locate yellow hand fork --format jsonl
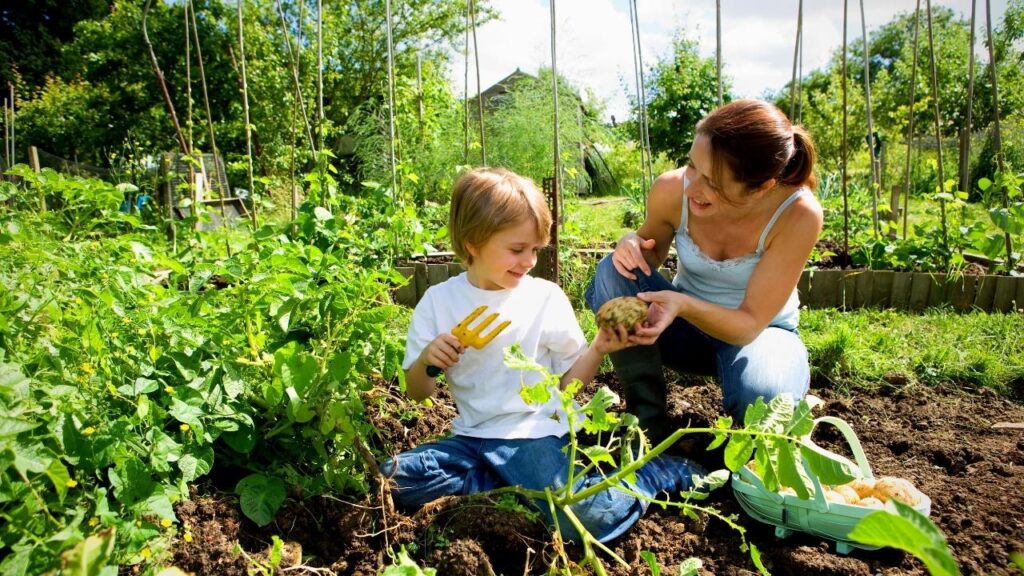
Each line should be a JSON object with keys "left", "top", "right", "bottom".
{"left": 426, "top": 305, "right": 511, "bottom": 377}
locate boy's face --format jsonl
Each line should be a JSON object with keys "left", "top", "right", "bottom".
{"left": 465, "top": 218, "right": 544, "bottom": 291}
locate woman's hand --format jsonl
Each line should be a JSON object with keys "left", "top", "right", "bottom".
{"left": 419, "top": 333, "right": 464, "bottom": 374}
{"left": 611, "top": 233, "right": 657, "bottom": 280}
{"left": 631, "top": 290, "right": 685, "bottom": 345}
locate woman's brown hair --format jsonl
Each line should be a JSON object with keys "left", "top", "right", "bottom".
{"left": 696, "top": 98, "right": 817, "bottom": 193}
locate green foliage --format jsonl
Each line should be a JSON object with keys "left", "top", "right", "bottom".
{"left": 801, "top": 308, "right": 1024, "bottom": 392}
{"left": 382, "top": 546, "right": 437, "bottom": 576}
{"left": 642, "top": 32, "right": 730, "bottom": 165}
{"left": 848, "top": 500, "right": 960, "bottom": 576}
{"left": 0, "top": 172, "right": 408, "bottom": 572}
{"left": 504, "top": 345, "right": 763, "bottom": 576}
{"left": 482, "top": 69, "right": 597, "bottom": 196}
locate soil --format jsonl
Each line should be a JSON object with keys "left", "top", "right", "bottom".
{"left": 170, "top": 373, "right": 1024, "bottom": 575}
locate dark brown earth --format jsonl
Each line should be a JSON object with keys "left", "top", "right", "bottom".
{"left": 170, "top": 372, "right": 1024, "bottom": 575}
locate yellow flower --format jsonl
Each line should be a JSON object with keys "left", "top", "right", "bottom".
{"left": 164, "top": 385, "right": 174, "bottom": 394}
{"left": 82, "top": 426, "right": 96, "bottom": 436}
{"left": 179, "top": 424, "right": 190, "bottom": 432}
{"left": 137, "top": 328, "right": 147, "bottom": 336}
{"left": 140, "top": 547, "right": 151, "bottom": 559}
{"left": 160, "top": 519, "right": 172, "bottom": 528}
{"left": 81, "top": 363, "right": 95, "bottom": 375}
{"left": 66, "top": 479, "right": 78, "bottom": 488}
{"left": 184, "top": 532, "right": 193, "bottom": 543}
{"left": 88, "top": 517, "right": 99, "bottom": 527}
{"left": 136, "top": 520, "right": 143, "bottom": 527}
{"left": 121, "top": 316, "right": 132, "bottom": 325}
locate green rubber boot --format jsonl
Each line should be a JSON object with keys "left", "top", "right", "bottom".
{"left": 611, "top": 345, "right": 668, "bottom": 444}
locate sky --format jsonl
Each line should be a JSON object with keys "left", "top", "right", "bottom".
{"left": 449, "top": 0, "right": 1010, "bottom": 123}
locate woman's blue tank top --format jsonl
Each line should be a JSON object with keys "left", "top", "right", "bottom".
{"left": 672, "top": 187, "right": 810, "bottom": 330}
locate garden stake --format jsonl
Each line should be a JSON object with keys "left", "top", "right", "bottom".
{"left": 426, "top": 305, "right": 510, "bottom": 377}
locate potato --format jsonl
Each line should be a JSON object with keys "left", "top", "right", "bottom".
{"left": 873, "top": 476, "right": 921, "bottom": 505}
{"left": 595, "top": 296, "right": 648, "bottom": 334}
{"left": 856, "top": 496, "right": 885, "bottom": 509}
{"left": 833, "top": 484, "right": 860, "bottom": 505}
{"left": 848, "top": 478, "right": 876, "bottom": 499}
{"left": 822, "top": 488, "right": 847, "bottom": 504}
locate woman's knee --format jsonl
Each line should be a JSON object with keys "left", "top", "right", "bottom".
{"left": 585, "top": 255, "right": 640, "bottom": 313}
{"left": 719, "top": 329, "right": 810, "bottom": 420}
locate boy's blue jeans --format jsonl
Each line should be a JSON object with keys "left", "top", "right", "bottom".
{"left": 585, "top": 254, "right": 810, "bottom": 425}
{"left": 380, "top": 434, "right": 705, "bottom": 543}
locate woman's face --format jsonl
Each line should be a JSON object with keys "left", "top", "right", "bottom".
{"left": 684, "top": 133, "right": 750, "bottom": 217}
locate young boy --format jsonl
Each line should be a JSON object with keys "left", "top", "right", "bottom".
{"left": 382, "top": 167, "right": 705, "bottom": 543}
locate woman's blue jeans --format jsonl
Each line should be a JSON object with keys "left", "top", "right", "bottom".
{"left": 380, "top": 434, "right": 705, "bottom": 543}
{"left": 585, "top": 254, "right": 810, "bottom": 430}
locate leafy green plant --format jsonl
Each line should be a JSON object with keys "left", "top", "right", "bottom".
{"left": 503, "top": 346, "right": 760, "bottom": 576}
{"left": 848, "top": 500, "right": 960, "bottom": 576}
{"left": 382, "top": 546, "right": 437, "bottom": 576}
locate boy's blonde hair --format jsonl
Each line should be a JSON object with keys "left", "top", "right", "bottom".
{"left": 449, "top": 168, "right": 552, "bottom": 265}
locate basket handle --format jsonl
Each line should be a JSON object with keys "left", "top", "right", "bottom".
{"left": 802, "top": 415, "right": 874, "bottom": 512}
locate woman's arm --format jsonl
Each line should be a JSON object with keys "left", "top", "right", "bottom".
{"left": 612, "top": 170, "right": 683, "bottom": 279}
{"left": 636, "top": 196, "right": 823, "bottom": 346}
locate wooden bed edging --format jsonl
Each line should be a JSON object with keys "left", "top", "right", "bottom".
{"left": 393, "top": 262, "right": 1024, "bottom": 314}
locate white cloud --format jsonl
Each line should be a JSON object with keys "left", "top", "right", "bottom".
{"left": 450, "top": 0, "right": 1009, "bottom": 122}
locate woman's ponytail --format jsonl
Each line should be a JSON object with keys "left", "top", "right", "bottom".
{"left": 778, "top": 125, "right": 817, "bottom": 191}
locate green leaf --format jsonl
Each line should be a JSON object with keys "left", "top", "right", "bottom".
{"left": 748, "top": 542, "right": 769, "bottom": 575}
{"left": 0, "top": 416, "right": 39, "bottom": 438}
{"left": 58, "top": 527, "right": 116, "bottom": 576}
{"left": 13, "top": 441, "right": 52, "bottom": 474}
{"left": 723, "top": 433, "right": 754, "bottom": 471}
{"left": 785, "top": 395, "right": 822, "bottom": 438}
{"left": 285, "top": 387, "right": 316, "bottom": 423}
{"left": 706, "top": 416, "right": 732, "bottom": 450}
{"left": 848, "top": 500, "right": 960, "bottom": 576}
{"left": 773, "top": 438, "right": 810, "bottom": 499}
{"left": 0, "top": 362, "right": 30, "bottom": 400}
{"left": 799, "top": 442, "right": 858, "bottom": 485}
{"left": 178, "top": 446, "right": 214, "bottom": 483}
{"left": 639, "top": 551, "right": 661, "bottom": 576}
{"left": 581, "top": 446, "right": 616, "bottom": 468}
{"left": 45, "top": 458, "right": 72, "bottom": 504}
{"left": 138, "top": 492, "right": 176, "bottom": 521}
{"left": 580, "top": 387, "right": 620, "bottom": 433}
{"left": 236, "top": 473, "right": 286, "bottom": 526}
{"left": 118, "top": 377, "right": 158, "bottom": 397}
{"left": 677, "top": 557, "right": 702, "bottom": 576}
{"left": 382, "top": 547, "right": 437, "bottom": 575}
{"left": 977, "top": 177, "right": 992, "bottom": 191}
{"left": 223, "top": 425, "right": 257, "bottom": 454}
{"left": 519, "top": 380, "right": 552, "bottom": 405}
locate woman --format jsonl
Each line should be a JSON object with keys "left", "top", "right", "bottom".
{"left": 586, "top": 99, "right": 823, "bottom": 443}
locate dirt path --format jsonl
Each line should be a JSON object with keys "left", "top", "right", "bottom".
{"left": 171, "top": 375, "right": 1024, "bottom": 575}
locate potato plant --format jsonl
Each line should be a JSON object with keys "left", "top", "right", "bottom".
{"left": 0, "top": 176, "right": 409, "bottom": 574}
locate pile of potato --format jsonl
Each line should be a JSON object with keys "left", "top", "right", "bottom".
{"left": 746, "top": 463, "right": 922, "bottom": 508}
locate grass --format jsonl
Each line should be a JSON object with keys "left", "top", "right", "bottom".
{"left": 800, "top": 307, "right": 1024, "bottom": 394}
{"left": 565, "top": 195, "right": 632, "bottom": 247}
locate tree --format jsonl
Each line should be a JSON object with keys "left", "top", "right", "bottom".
{"left": 0, "top": 0, "right": 113, "bottom": 89}
{"left": 641, "top": 32, "right": 729, "bottom": 165}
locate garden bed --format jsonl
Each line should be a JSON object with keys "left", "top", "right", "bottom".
{"left": 169, "top": 373, "right": 1024, "bottom": 575}
{"left": 394, "top": 253, "right": 1024, "bottom": 313}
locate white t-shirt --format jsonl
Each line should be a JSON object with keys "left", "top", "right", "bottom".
{"left": 403, "top": 273, "right": 587, "bottom": 439}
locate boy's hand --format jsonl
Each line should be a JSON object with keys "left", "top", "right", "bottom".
{"left": 592, "top": 323, "right": 635, "bottom": 355}
{"left": 420, "top": 333, "right": 465, "bottom": 374}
